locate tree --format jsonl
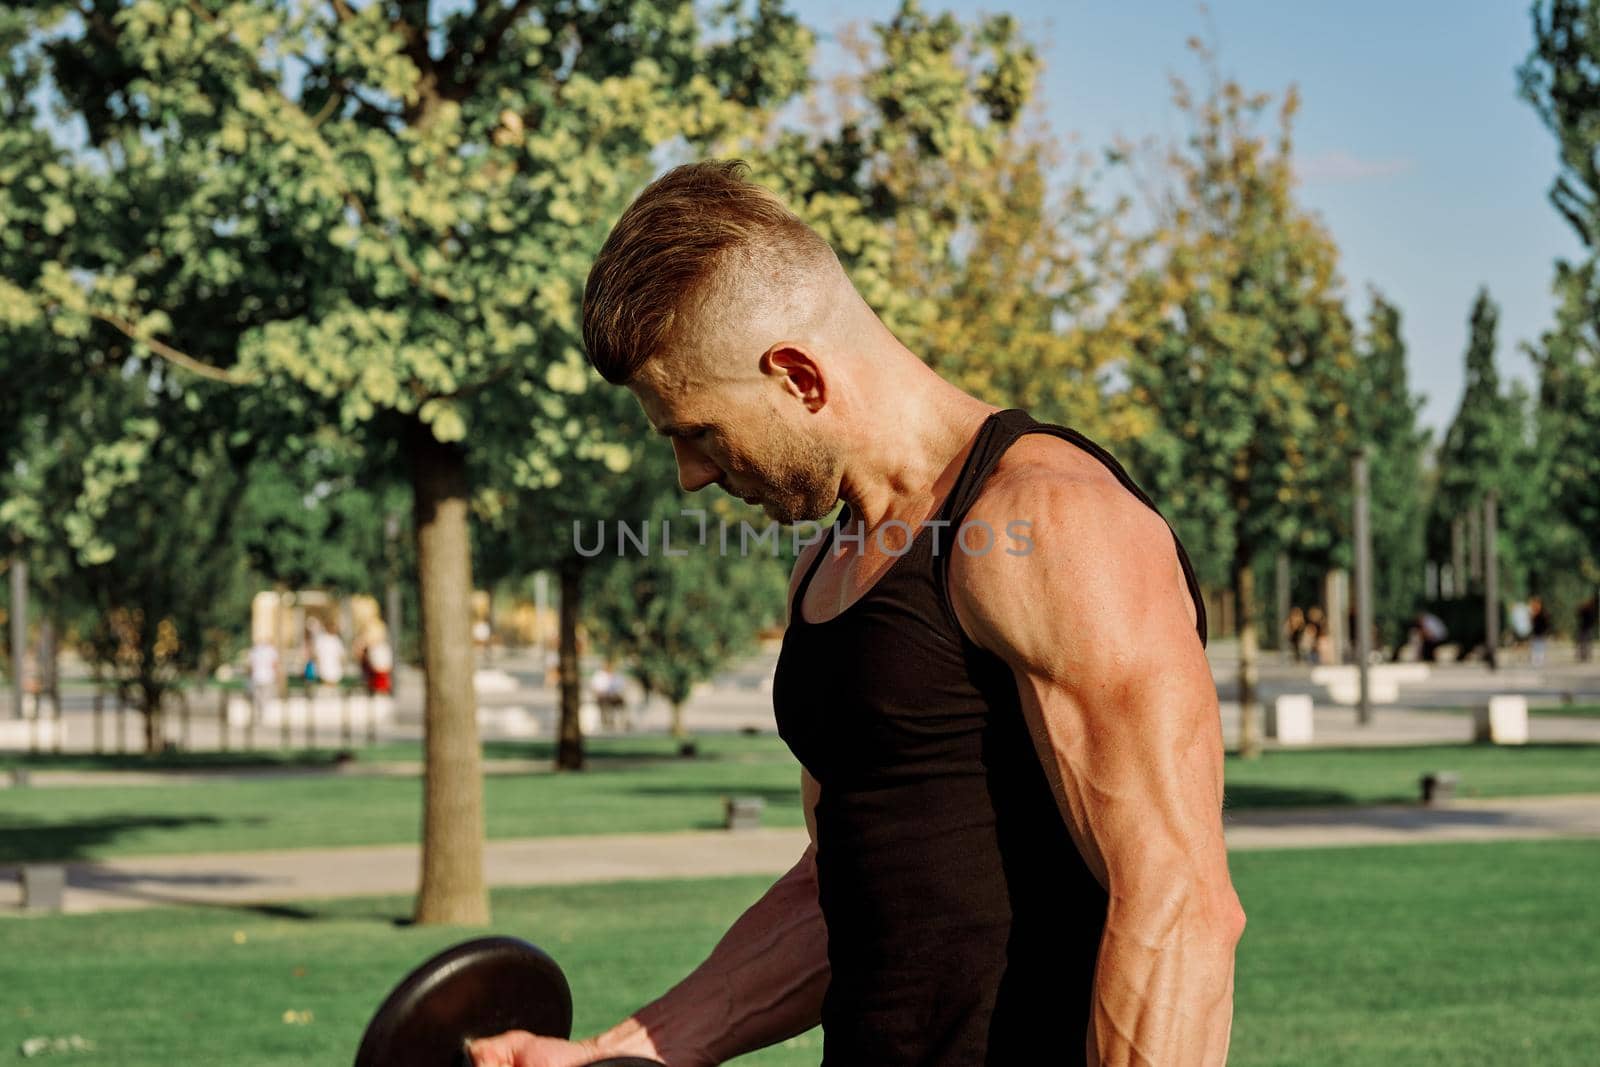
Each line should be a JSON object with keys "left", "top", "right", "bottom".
{"left": 237, "top": 437, "right": 410, "bottom": 597}
{"left": 1519, "top": 1, "right": 1600, "bottom": 575}
{"left": 1, "top": 373, "right": 261, "bottom": 751}
{"left": 3, "top": 0, "right": 812, "bottom": 924}
{"left": 1430, "top": 289, "right": 1520, "bottom": 601}
{"left": 1355, "top": 292, "right": 1430, "bottom": 648}
{"left": 485, "top": 0, "right": 1060, "bottom": 769}
{"left": 587, "top": 512, "right": 786, "bottom": 739}
{"left": 1118, "top": 49, "right": 1362, "bottom": 757}
{"left": 1525, "top": 260, "right": 1600, "bottom": 583}
{"left": 739, "top": 3, "right": 1142, "bottom": 428}
{"left": 1521, "top": 0, "right": 1600, "bottom": 249}
{"left": 472, "top": 383, "right": 672, "bottom": 771}
{"left": 788, "top": 15, "right": 1149, "bottom": 444}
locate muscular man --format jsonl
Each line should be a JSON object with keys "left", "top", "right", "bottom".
{"left": 471, "top": 160, "right": 1244, "bottom": 1066}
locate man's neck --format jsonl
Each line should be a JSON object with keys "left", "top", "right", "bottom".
{"left": 836, "top": 382, "right": 999, "bottom": 536}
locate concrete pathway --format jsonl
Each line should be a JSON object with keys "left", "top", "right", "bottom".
{"left": 0, "top": 828, "right": 811, "bottom": 916}
{"left": 5, "top": 795, "right": 1600, "bottom": 916}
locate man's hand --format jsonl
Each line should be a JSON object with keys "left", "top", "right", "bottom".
{"left": 467, "top": 1031, "right": 606, "bottom": 1067}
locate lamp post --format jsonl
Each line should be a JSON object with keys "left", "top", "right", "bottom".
{"left": 1353, "top": 451, "right": 1374, "bottom": 725}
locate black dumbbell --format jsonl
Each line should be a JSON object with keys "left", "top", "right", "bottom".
{"left": 356, "top": 936, "right": 665, "bottom": 1067}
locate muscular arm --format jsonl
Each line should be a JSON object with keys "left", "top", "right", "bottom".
{"left": 475, "top": 771, "right": 827, "bottom": 1067}
{"left": 477, "top": 546, "right": 834, "bottom": 1067}
{"left": 953, "top": 470, "right": 1245, "bottom": 1066}
{"left": 588, "top": 771, "right": 829, "bottom": 1066}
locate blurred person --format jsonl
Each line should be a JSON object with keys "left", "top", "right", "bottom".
{"left": 302, "top": 617, "right": 321, "bottom": 684}
{"left": 590, "top": 661, "right": 628, "bottom": 731}
{"left": 306, "top": 616, "right": 345, "bottom": 688}
{"left": 247, "top": 636, "right": 280, "bottom": 724}
{"left": 1302, "top": 606, "right": 1326, "bottom": 665}
{"left": 1529, "top": 595, "right": 1552, "bottom": 667}
{"left": 473, "top": 617, "right": 494, "bottom": 663}
{"left": 1508, "top": 598, "right": 1532, "bottom": 661}
{"left": 356, "top": 620, "right": 394, "bottom": 696}
{"left": 1412, "top": 611, "right": 1448, "bottom": 663}
{"left": 1578, "top": 596, "right": 1597, "bottom": 663}
{"left": 1283, "top": 606, "right": 1306, "bottom": 663}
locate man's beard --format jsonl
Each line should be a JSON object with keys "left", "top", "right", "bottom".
{"left": 737, "top": 417, "right": 840, "bottom": 525}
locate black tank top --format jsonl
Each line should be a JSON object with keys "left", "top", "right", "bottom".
{"left": 772, "top": 409, "right": 1206, "bottom": 1066}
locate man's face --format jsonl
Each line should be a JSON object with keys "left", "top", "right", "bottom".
{"left": 630, "top": 366, "right": 841, "bottom": 525}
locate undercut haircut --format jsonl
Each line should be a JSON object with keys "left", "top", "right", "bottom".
{"left": 582, "top": 159, "right": 838, "bottom": 385}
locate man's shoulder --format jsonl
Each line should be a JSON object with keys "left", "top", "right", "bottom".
{"left": 962, "top": 432, "right": 1172, "bottom": 564}
{"left": 948, "top": 432, "right": 1191, "bottom": 669}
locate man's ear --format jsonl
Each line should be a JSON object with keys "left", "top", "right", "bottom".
{"left": 761, "top": 343, "right": 826, "bottom": 413}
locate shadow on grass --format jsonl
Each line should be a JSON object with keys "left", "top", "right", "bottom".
{"left": 1233, "top": 741, "right": 1600, "bottom": 759}
{"left": 1224, "top": 784, "right": 1359, "bottom": 808}
{"left": 0, "top": 749, "right": 349, "bottom": 773}
{"left": 0, "top": 813, "right": 265, "bottom": 864}
{"left": 622, "top": 782, "right": 800, "bottom": 804}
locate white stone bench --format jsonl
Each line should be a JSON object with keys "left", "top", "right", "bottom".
{"left": 226, "top": 692, "right": 395, "bottom": 731}
{"left": 1267, "top": 694, "right": 1315, "bottom": 745}
{"left": 1309, "top": 664, "right": 1430, "bottom": 706}
{"left": 0, "top": 718, "right": 63, "bottom": 751}
{"left": 478, "top": 705, "right": 545, "bottom": 737}
{"left": 473, "top": 668, "right": 520, "bottom": 695}
{"left": 477, "top": 702, "right": 602, "bottom": 738}
{"left": 1473, "top": 695, "right": 1528, "bottom": 745}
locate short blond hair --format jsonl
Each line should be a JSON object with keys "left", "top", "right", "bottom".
{"left": 581, "top": 159, "right": 837, "bottom": 384}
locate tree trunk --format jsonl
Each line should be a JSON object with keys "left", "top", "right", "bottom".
{"left": 142, "top": 680, "right": 162, "bottom": 754}
{"left": 1234, "top": 554, "right": 1262, "bottom": 759}
{"left": 556, "top": 558, "right": 585, "bottom": 771}
{"left": 8, "top": 554, "right": 24, "bottom": 720}
{"left": 670, "top": 700, "right": 687, "bottom": 740}
{"left": 40, "top": 616, "right": 61, "bottom": 752}
{"left": 409, "top": 424, "right": 489, "bottom": 926}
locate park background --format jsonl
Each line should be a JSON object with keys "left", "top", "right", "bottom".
{"left": 2, "top": 0, "right": 1599, "bottom": 1063}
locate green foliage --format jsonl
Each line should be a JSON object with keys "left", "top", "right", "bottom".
{"left": 1526, "top": 259, "right": 1600, "bottom": 580}
{"left": 1119, "top": 56, "right": 1362, "bottom": 590}
{"left": 1521, "top": 0, "right": 1600, "bottom": 248}
{"left": 1519, "top": 3, "right": 1600, "bottom": 578}
{"left": 585, "top": 500, "right": 787, "bottom": 723}
{"left": 1355, "top": 292, "right": 1431, "bottom": 643}
{"left": 234, "top": 440, "right": 409, "bottom": 595}
{"left": 742, "top": 3, "right": 1152, "bottom": 436}
{"left": 4, "top": 0, "right": 811, "bottom": 458}
{"left": 3, "top": 371, "right": 260, "bottom": 740}
{"left": 1432, "top": 290, "right": 1518, "bottom": 533}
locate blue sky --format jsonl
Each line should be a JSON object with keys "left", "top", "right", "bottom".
{"left": 788, "top": 0, "right": 1580, "bottom": 434}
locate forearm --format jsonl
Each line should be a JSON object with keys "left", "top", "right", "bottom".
{"left": 589, "top": 849, "right": 829, "bottom": 1067}
{"left": 1086, "top": 892, "right": 1243, "bottom": 1067}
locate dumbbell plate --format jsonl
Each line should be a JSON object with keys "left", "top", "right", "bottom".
{"left": 355, "top": 936, "right": 574, "bottom": 1067}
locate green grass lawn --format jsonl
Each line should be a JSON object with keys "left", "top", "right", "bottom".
{"left": 0, "top": 838, "right": 1596, "bottom": 1066}
{"left": 0, "top": 735, "right": 807, "bottom": 864}
{"left": 0, "top": 733, "right": 778, "bottom": 773}
{"left": 1533, "top": 702, "right": 1600, "bottom": 719}
{"left": 1221, "top": 742, "right": 1600, "bottom": 806}
{"left": 4, "top": 739, "right": 1599, "bottom": 864}
{"left": 1413, "top": 702, "right": 1600, "bottom": 720}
